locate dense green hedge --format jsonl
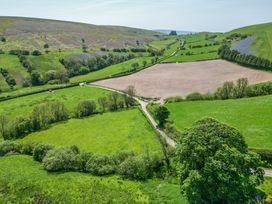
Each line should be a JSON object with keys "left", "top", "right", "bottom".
{"left": 0, "top": 141, "right": 165, "bottom": 181}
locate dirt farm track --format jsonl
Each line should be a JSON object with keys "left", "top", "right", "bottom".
{"left": 94, "top": 60, "right": 272, "bottom": 100}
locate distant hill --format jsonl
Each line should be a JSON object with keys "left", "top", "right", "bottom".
{"left": 227, "top": 22, "right": 272, "bottom": 60}
{"left": 0, "top": 17, "right": 163, "bottom": 51}
{"left": 154, "top": 29, "right": 196, "bottom": 35}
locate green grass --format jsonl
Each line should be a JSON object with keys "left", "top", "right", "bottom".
{"left": 259, "top": 177, "right": 272, "bottom": 195}
{"left": 70, "top": 57, "right": 153, "bottom": 83}
{"left": 0, "top": 155, "right": 149, "bottom": 203}
{"left": 18, "top": 108, "right": 162, "bottom": 154}
{"left": 0, "top": 86, "right": 110, "bottom": 121}
{"left": 163, "top": 52, "right": 218, "bottom": 63}
{"left": 227, "top": 23, "right": 272, "bottom": 61}
{"left": 161, "top": 95, "right": 272, "bottom": 150}
{"left": 0, "top": 155, "right": 189, "bottom": 203}
{"left": 148, "top": 38, "right": 177, "bottom": 50}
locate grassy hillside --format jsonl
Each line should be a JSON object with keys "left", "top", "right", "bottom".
{"left": 162, "top": 95, "right": 272, "bottom": 150}
{"left": 18, "top": 108, "right": 162, "bottom": 154}
{"left": 0, "top": 17, "right": 162, "bottom": 51}
{"left": 0, "top": 86, "right": 111, "bottom": 121}
{"left": 228, "top": 23, "right": 272, "bottom": 60}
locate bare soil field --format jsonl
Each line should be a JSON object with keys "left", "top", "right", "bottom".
{"left": 94, "top": 60, "right": 272, "bottom": 100}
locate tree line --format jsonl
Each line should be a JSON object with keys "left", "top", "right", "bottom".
{"left": 165, "top": 78, "right": 272, "bottom": 103}
{"left": 60, "top": 53, "right": 135, "bottom": 77}
{"left": 0, "top": 68, "right": 16, "bottom": 89}
{"left": 0, "top": 86, "right": 136, "bottom": 140}
{"left": 219, "top": 45, "right": 272, "bottom": 71}
{"left": 0, "top": 141, "right": 165, "bottom": 181}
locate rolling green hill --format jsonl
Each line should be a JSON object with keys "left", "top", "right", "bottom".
{"left": 0, "top": 17, "right": 163, "bottom": 51}
{"left": 227, "top": 22, "right": 272, "bottom": 60}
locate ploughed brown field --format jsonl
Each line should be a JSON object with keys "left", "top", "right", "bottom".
{"left": 94, "top": 60, "right": 272, "bottom": 100}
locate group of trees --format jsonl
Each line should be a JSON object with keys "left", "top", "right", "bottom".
{"left": 0, "top": 101, "right": 69, "bottom": 140}
{"left": 0, "top": 68, "right": 16, "bottom": 89}
{"left": 60, "top": 53, "right": 135, "bottom": 77}
{"left": 166, "top": 78, "right": 272, "bottom": 103}
{"left": 0, "top": 141, "right": 165, "bottom": 181}
{"left": 1, "top": 36, "right": 6, "bottom": 42}
{"left": 0, "top": 87, "right": 136, "bottom": 140}
{"left": 219, "top": 45, "right": 272, "bottom": 71}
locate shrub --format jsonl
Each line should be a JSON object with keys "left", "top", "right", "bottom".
{"left": 118, "top": 156, "right": 149, "bottom": 180}
{"left": 75, "top": 100, "right": 96, "bottom": 118}
{"left": 43, "top": 147, "right": 80, "bottom": 171}
{"left": 20, "top": 141, "right": 39, "bottom": 155}
{"left": 112, "top": 150, "right": 135, "bottom": 165}
{"left": 86, "top": 154, "right": 115, "bottom": 176}
{"left": 165, "top": 96, "right": 184, "bottom": 103}
{"left": 186, "top": 92, "right": 204, "bottom": 101}
{"left": 32, "top": 50, "right": 42, "bottom": 56}
{"left": 33, "top": 143, "right": 54, "bottom": 161}
{"left": 0, "top": 141, "right": 21, "bottom": 156}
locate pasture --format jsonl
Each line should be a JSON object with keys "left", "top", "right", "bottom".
{"left": 163, "top": 95, "right": 272, "bottom": 150}
{"left": 18, "top": 108, "right": 162, "bottom": 154}
{"left": 0, "top": 86, "right": 111, "bottom": 121}
{"left": 94, "top": 60, "right": 272, "bottom": 100}
{"left": 0, "top": 155, "right": 187, "bottom": 203}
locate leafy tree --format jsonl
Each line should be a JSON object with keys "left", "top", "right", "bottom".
{"left": 154, "top": 106, "right": 170, "bottom": 127}
{"left": 234, "top": 78, "right": 248, "bottom": 98}
{"left": 76, "top": 100, "right": 96, "bottom": 118}
{"left": 98, "top": 97, "right": 108, "bottom": 112}
{"left": 131, "top": 63, "right": 139, "bottom": 71}
{"left": 216, "top": 81, "right": 235, "bottom": 99}
{"left": 143, "top": 60, "right": 147, "bottom": 67}
{"left": 177, "top": 118, "right": 264, "bottom": 204}
{"left": 1, "top": 37, "right": 6, "bottom": 42}
{"left": 169, "top": 31, "right": 177, "bottom": 36}
{"left": 107, "top": 92, "right": 119, "bottom": 111}
{"left": 5, "top": 75, "right": 16, "bottom": 89}
{"left": 44, "top": 44, "right": 49, "bottom": 49}
{"left": 32, "top": 50, "right": 42, "bottom": 56}
{"left": 30, "top": 71, "right": 43, "bottom": 86}
{"left": 123, "top": 85, "right": 136, "bottom": 108}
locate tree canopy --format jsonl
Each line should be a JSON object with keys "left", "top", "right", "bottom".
{"left": 177, "top": 118, "right": 264, "bottom": 204}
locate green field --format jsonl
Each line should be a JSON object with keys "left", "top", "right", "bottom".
{"left": 0, "top": 86, "right": 110, "bottom": 120}
{"left": 70, "top": 57, "right": 153, "bottom": 83}
{"left": 0, "top": 155, "right": 187, "bottom": 203}
{"left": 227, "top": 23, "right": 272, "bottom": 60}
{"left": 161, "top": 95, "right": 272, "bottom": 150}
{"left": 18, "top": 108, "right": 162, "bottom": 154}
{"left": 162, "top": 33, "right": 221, "bottom": 63}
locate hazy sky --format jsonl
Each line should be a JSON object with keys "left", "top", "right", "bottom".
{"left": 1, "top": 0, "right": 272, "bottom": 32}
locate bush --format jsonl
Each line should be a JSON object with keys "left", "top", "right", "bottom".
{"left": 118, "top": 156, "right": 149, "bottom": 180}
{"left": 86, "top": 154, "right": 115, "bottom": 176}
{"left": 165, "top": 96, "right": 184, "bottom": 103}
{"left": 43, "top": 147, "right": 80, "bottom": 171}
{"left": 20, "top": 141, "right": 39, "bottom": 155}
{"left": 112, "top": 150, "right": 135, "bottom": 165}
{"left": 32, "top": 50, "right": 42, "bottom": 56}
{"left": 186, "top": 92, "right": 204, "bottom": 101}
{"left": 0, "top": 141, "right": 21, "bottom": 156}
{"left": 75, "top": 100, "right": 96, "bottom": 118}
{"left": 33, "top": 143, "right": 54, "bottom": 161}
